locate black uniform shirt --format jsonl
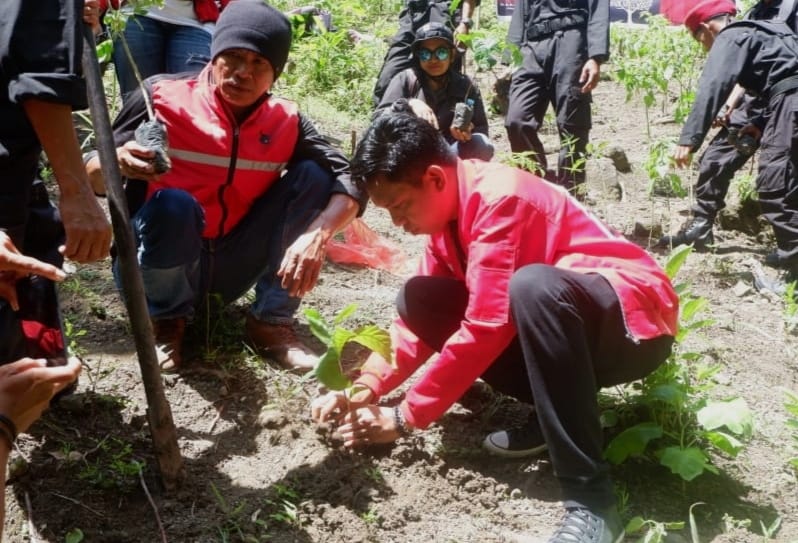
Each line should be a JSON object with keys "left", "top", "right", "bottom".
{"left": 0, "top": 0, "right": 87, "bottom": 158}
{"left": 748, "top": 0, "right": 798, "bottom": 32}
{"left": 678, "top": 21, "right": 798, "bottom": 150}
{"left": 508, "top": 0, "right": 610, "bottom": 62}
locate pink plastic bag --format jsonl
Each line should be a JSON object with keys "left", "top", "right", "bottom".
{"left": 326, "top": 218, "right": 407, "bottom": 273}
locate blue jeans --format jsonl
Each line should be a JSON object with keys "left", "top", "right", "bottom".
{"left": 451, "top": 133, "right": 494, "bottom": 162}
{"left": 115, "top": 161, "right": 334, "bottom": 324}
{"left": 112, "top": 14, "right": 211, "bottom": 100}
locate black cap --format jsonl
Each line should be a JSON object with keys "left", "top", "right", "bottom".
{"left": 211, "top": 1, "right": 293, "bottom": 79}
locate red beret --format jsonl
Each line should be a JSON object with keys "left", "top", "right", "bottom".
{"left": 684, "top": 0, "right": 737, "bottom": 35}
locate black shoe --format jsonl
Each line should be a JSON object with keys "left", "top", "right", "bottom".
{"left": 764, "top": 251, "right": 798, "bottom": 270}
{"left": 483, "top": 417, "right": 548, "bottom": 458}
{"left": 547, "top": 506, "right": 624, "bottom": 543}
{"left": 658, "top": 216, "right": 714, "bottom": 250}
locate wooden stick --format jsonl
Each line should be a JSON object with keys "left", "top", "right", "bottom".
{"left": 80, "top": 25, "right": 184, "bottom": 490}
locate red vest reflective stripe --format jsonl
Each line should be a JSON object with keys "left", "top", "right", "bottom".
{"left": 149, "top": 69, "right": 299, "bottom": 238}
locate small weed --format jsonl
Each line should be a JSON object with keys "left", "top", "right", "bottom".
{"left": 78, "top": 438, "right": 142, "bottom": 492}
{"left": 360, "top": 507, "right": 381, "bottom": 525}
{"left": 364, "top": 466, "right": 383, "bottom": 483}
{"left": 784, "top": 389, "right": 798, "bottom": 474}
{"left": 210, "top": 482, "right": 270, "bottom": 542}
{"left": 783, "top": 280, "right": 798, "bottom": 335}
{"left": 266, "top": 484, "right": 301, "bottom": 527}
{"left": 499, "top": 150, "right": 546, "bottom": 177}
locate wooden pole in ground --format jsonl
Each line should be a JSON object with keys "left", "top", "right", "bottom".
{"left": 80, "top": 26, "right": 185, "bottom": 490}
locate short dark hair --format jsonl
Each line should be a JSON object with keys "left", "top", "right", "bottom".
{"left": 351, "top": 113, "right": 456, "bottom": 190}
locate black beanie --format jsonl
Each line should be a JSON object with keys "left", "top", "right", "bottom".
{"left": 211, "top": 1, "right": 293, "bottom": 78}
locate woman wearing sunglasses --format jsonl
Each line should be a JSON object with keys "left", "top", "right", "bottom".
{"left": 376, "top": 22, "right": 494, "bottom": 161}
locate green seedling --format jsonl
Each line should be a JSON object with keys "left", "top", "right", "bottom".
{"left": 611, "top": 16, "right": 702, "bottom": 138}
{"left": 304, "top": 303, "right": 391, "bottom": 391}
{"left": 65, "top": 528, "right": 85, "bottom": 543}
{"left": 603, "top": 245, "right": 754, "bottom": 481}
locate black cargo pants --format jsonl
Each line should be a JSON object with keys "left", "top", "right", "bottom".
{"left": 505, "top": 28, "right": 592, "bottom": 190}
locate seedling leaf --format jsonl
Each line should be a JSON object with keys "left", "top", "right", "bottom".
{"left": 697, "top": 398, "right": 753, "bottom": 437}
{"left": 304, "top": 308, "right": 331, "bottom": 345}
{"left": 351, "top": 325, "right": 392, "bottom": 362}
{"left": 704, "top": 430, "right": 743, "bottom": 457}
{"left": 658, "top": 446, "right": 717, "bottom": 481}
{"left": 604, "top": 422, "right": 663, "bottom": 464}
{"left": 314, "top": 348, "right": 352, "bottom": 390}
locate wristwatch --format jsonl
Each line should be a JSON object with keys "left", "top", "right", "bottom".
{"left": 461, "top": 17, "right": 474, "bottom": 30}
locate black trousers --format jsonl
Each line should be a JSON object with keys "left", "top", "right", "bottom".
{"left": 504, "top": 29, "right": 591, "bottom": 190}
{"left": 0, "top": 153, "right": 65, "bottom": 364}
{"left": 372, "top": 0, "right": 462, "bottom": 106}
{"left": 692, "top": 98, "right": 757, "bottom": 220}
{"left": 756, "top": 91, "right": 798, "bottom": 263}
{"left": 397, "top": 265, "right": 674, "bottom": 508}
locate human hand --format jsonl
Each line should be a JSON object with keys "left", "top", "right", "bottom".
{"left": 738, "top": 123, "right": 761, "bottom": 142}
{"left": 449, "top": 124, "right": 473, "bottom": 143}
{"left": 0, "top": 357, "right": 82, "bottom": 440}
{"left": 672, "top": 145, "right": 693, "bottom": 168}
{"left": 712, "top": 104, "right": 732, "bottom": 128}
{"left": 0, "top": 232, "right": 66, "bottom": 311}
{"left": 117, "top": 140, "right": 162, "bottom": 182}
{"left": 57, "top": 182, "right": 112, "bottom": 263}
{"left": 336, "top": 405, "right": 402, "bottom": 448}
{"left": 408, "top": 99, "right": 439, "bottom": 129}
{"left": 311, "top": 385, "right": 375, "bottom": 424}
{"left": 83, "top": 0, "right": 102, "bottom": 35}
{"left": 579, "top": 59, "right": 600, "bottom": 94}
{"left": 278, "top": 228, "right": 328, "bottom": 298}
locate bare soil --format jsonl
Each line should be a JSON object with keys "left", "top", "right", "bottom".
{"left": 3, "top": 62, "right": 798, "bottom": 543}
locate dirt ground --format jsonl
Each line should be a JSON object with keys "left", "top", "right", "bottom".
{"left": 3, "top": 53, "right": 798, "bottom": 543}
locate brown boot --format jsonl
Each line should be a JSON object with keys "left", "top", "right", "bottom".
{"left": 152, "top": 317, "right": 186, "bottom": 373}
{"left": 245, "top": 314, "right": 318, "bottom": 373}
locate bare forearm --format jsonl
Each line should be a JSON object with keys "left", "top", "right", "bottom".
{"left": 306, "top": 193, "right": 359, "bottom": 242}
{"left": 22, "top": 100, "right": 93, "bottom": 198}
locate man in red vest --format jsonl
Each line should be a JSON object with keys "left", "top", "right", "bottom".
{"left": 86, "top": 1, "right": 367, "bottom": 373}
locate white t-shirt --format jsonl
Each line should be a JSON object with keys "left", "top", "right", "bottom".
{"left": 145, "top": 0, "right": 214, "bottom": 33}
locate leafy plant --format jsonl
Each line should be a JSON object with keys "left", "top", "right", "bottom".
{"left": 210, "top": 482, "right": 270, "bottom": 542}
{"left": 783, "top": 280, "right": 798, "bottom": 336}
{"left": 65, "top": 528, "right": 85, "bottom": 543}
{"left": 304, "top": 303, "right": 391, "bottom": 391}
{"left": 785, "top": 389, "right": 798, "bottom": 474}
{"left": 611, "top": 16, "right": 703, "bottom": 136}
{"left": 603, "top": 245, "right": 754, "bottom": 481}
{"left": 644, "top": 138, "right": 686, "bottom": 198}
{"left": 456, "top": 30, "right": 521, "bottom": 74}
{"left": 266, "top": 483, "right": 301, "bottom": 526}
{"left": 78, "top": 438, "right": 143, "bottom": 491}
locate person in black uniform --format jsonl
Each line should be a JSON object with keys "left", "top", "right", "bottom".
{"left": 660, "top": 0, "right": 798, "bottom": 251}
{"left": 376, "top": 22, "right": 494, "bottom": 161}
{"left": 674, "top": 0, "right": 798, "bottom": 280}
{"left": 0, "top": 0, "right": 111, "bottom": 363}
{"left": 504, "top": 0, "right": 609, "bottom": 195}
{"left": 372, "top": 0, "right": 477, "bottom": 107}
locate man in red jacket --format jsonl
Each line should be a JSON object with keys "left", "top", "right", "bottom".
{"left": 312, "top": 113, "right": 678, "bottom": 543}
{"left": 86, "top": 1, "right": 367, "bottom": 372}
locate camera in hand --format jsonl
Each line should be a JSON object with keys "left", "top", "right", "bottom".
{"left": 134, "top": 120, "right": 172, "bottom": 174}
{"left": 452, "top": 99, "right": 474, "bottom": 131}
{"left": 727, "top": 127, "right": 758, "bottom": 156}
{"left": 16, "top": 275, "right": 78, "bottom": 401}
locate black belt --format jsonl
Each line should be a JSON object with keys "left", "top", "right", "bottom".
{"left": 769, "top": 74, "right": 798, "bottom": 101}
{"left": 526, "top": 13, "right": 586, "bottom": 41}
